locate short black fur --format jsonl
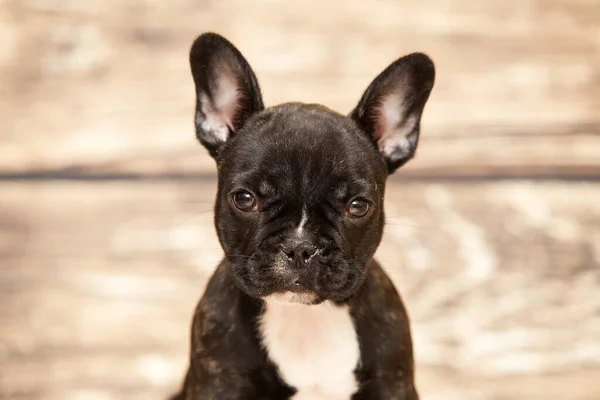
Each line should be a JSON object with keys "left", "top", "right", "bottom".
{"left": 173, "top": 32, "right": 435, "bottom": 400}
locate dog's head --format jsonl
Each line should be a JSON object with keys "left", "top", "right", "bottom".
{"left": 190, "top": 33, "right": 434, "bottom": 303}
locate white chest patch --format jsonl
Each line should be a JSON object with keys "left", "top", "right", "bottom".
{"left": 259, "top": 294, "right": 361, "bottom": 400}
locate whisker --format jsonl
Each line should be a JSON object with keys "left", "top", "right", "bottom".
{"left": 384, "top": 221, "right": 436, "bottom": 231}
{"left": 172, "top": 209, "right": 215, "bottom": 225}
{"left": 227, "top": 255, "right": 254, "bottom": 260}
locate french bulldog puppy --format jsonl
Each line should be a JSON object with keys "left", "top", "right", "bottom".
{"left": 172, "top": 32, "right": 435, "bottom": 400}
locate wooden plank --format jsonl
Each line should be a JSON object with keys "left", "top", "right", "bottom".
{"left": 2, "top": 129, "right": 596, "bottom": 179}
{"left": 0, "top": 180, "right": 599, "bottom": 399}
{"left": 1, "top": 0, "right": 599, "bottom": 174}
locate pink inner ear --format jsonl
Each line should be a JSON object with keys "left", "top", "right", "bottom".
{"left": 373, "top": 94, "right": 417, "bottom": 158}
{"left": 214, "top": 73, "right": 240, "bottom": 122}
{"left": 199, "top": 72, "right": 241, "bottom": 142}
{"left": 373, "top": 94, "right": 403, "bottom": 143}
{"left": 372, "top": 118, "right": 384, "bottom": 141}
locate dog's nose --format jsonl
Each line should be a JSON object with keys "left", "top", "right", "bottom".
{"left": 281, "top": 242, "right": 318, "bottom": 264}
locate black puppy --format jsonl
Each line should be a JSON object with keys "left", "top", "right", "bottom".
{"left": 173, "top": 33, "right": 435, "bottom": 400}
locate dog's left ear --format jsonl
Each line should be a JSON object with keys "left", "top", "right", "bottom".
{"left": 190, "top": 33, "right": 264, "bottom": 160}
{"left": 350, "top": 53, "right": 435, "bottom": 174}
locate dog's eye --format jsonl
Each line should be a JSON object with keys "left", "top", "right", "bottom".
{"left": 345, "top": 198, "right": 371, "bottom": 218}
{"left": 232, "top": 190, "right": 258, "bottom": 212}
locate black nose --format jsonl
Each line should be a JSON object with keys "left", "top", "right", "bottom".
{"left": 281, "top": 242, "right": 318, "bottom": 264}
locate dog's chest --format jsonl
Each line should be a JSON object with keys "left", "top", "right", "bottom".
{"left": 259, "top": 298, "right": 360, "bottom": 400}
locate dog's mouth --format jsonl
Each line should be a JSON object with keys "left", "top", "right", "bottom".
{"left": 276, "top": 279, "right": 308, "bottom": 292}
{"left": 229, "top": 248, "right": 366, "bottom": 303}
{"left": 289, "top": 278, "right": 308, "bottom": 292}
{"left": 268, "top": 288, "right": 319, "bottom": 305}
{"left": 265, "top": 277, "right": 320, "bottom": 304}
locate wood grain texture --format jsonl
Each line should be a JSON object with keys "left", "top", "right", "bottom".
{"left": 1, "top": 1, "right": 598, "bottom": 398}
{"left": 0, "top": 180, "right": 598, "bottom": 399}
{"left": 1, "top": 0, "right": 599, "bottom": 176}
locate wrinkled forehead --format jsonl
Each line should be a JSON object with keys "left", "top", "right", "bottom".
{"left": 230, "top": 142, "right": 377, "bottom": 194}
{"left": 225, "top": 108, "right": 385, "bottom": 199}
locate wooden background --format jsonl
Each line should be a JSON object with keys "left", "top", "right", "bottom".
{"left": 0, "top": 0, "right": 599, "bottom": 399}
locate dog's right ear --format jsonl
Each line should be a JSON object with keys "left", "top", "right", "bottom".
{"left": 190, "top": 33, "right": 264, "bottom": 160}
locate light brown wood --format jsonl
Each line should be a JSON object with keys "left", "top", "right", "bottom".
{"left": 0, "top": 180, "right": 598, "bottom": 399}
{"left": 1, "top": 1, "right": 599, "bottom": 398}
{"left": 1, "top": 0, "right": 599, "bottom": 176}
